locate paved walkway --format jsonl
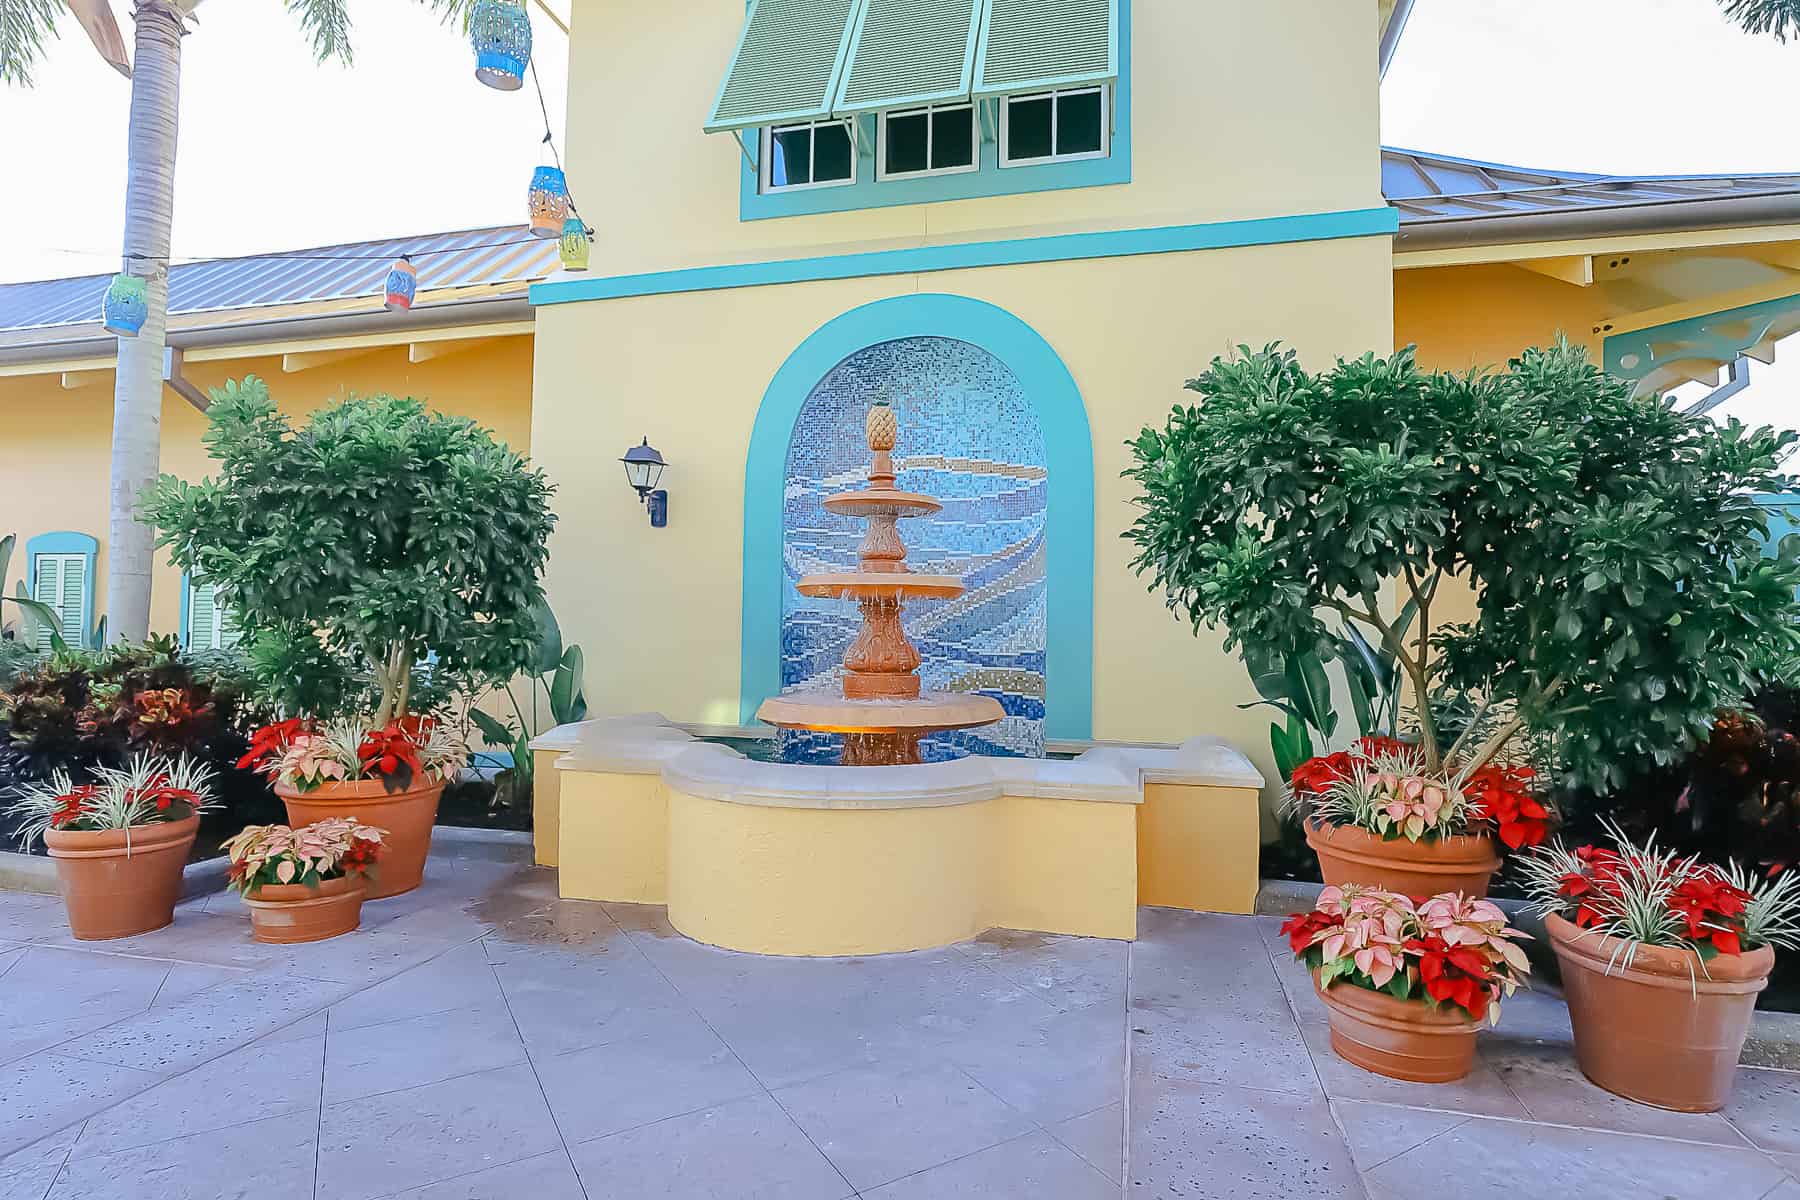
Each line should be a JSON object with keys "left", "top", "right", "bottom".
{"left": 0, "top": 851, "right": 1796, "bottom": 1198}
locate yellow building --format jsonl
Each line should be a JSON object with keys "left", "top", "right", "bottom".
{"left": 3, "top": 0, "right": 1799, "bottom": 797}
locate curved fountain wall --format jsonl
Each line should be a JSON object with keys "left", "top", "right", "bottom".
{"left": 780, "top": 336, "right": 1048, "bottom": 758}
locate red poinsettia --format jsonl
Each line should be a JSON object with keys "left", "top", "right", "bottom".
{"left": 1408, "top": 933, "right": 1500, "bottom": 1021}
{"left": 1464, "top": 764, "right": 1552, "bottom": 850}
{"left": 1290, "top": 751, "right": 1353, "bottom": 797}
{"left": 1669, "top": 871, "right": 1753, "bottom": 955}
{"left": 1279, "top": 909, "right": 1338, "bottom": 955}
{"left": 238, "top": 717, "right": 307, "bottom": 771}
{"left": 358, "top": 718, "right": 428, "bottom": 793}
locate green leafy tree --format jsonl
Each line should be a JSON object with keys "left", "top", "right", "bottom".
{"left": 1719, "top": 0, "right": 1800, "bottom": 40}
{"left": 140, "top": 377, "right": 557, "bottom": 725}
{"left": 1124, "top": 341, "right": 1800, "bottom": 793}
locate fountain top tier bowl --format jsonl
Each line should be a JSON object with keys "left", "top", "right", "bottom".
{"left": 755, "top": 399, "right": 1003, "bottom": 765}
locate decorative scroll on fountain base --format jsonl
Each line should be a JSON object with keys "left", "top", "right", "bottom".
{"left": 756, "top": 400, "right": 1004, "bottom": 765}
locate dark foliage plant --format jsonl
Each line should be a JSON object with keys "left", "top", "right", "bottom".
{"left": 141, "top": 378, "right": 558, "bottom": 724}
{"left": 1124, "top": 341, "right": 1800, "bottom": 794}
{"left": 0, "top": 638, "right": 277, "bottom": 839}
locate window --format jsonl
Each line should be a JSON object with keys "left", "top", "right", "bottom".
{"left": 999, "top": 86, "right": 1109, "bottom": 167}
{"left": 185, "top": 578, "right": 242, "bottom": 651}
{"left": 760, "top": 119, "right": 856, "bottom": 193}
{"left": 877, "top": 103, "right": 978, "bottom": 181}
{"left": 30, "top": 553, "right": 88, "bottom": 650}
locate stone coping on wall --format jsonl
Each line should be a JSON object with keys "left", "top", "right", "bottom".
{"left": 531, "top": 713, "right": 1263, "bottom": 811}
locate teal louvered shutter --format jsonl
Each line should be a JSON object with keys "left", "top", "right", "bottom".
{"left": 31, "top": 553, "right": 86, "bottom": 649}
{"left": 973, "top": 0, "right": 1118, "bottom": 98}
{"left": 215, "top": 585, "right": 242, "bottom": 649}
{"left": 187, "top": 578, "right": 216, "bottom": 650}
{"left": 706, "top": 0, "right": 865, "bottom": 133}
{"left": 833, "top": 0, "right": 982, "bottom": 115}
{"left": 187, "top": 579, "right": 241, "bottom": 650}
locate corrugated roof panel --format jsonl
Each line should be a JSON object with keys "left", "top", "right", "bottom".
{"left": 0, "top": 225, "right": 557, "bottom": 335}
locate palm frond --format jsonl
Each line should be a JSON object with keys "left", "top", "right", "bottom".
{"left": 285, "top": 0, "right": 484, "bottom": 66}
{"left": 1720, "top": 0, "right": 1800, "bottom": 41}
{"left": 0, "top": 0, "right": 62, "bottom": 87}
{"left": 285, "top": 0, "right": 354, "bottom": 65}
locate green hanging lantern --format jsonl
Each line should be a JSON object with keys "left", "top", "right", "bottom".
{"left": 558, "top": 219, "right": 590, "bottom": 272}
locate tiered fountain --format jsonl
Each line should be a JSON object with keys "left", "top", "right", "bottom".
{"left": 756, "top": 400, "right": 1004, "bottom": 765}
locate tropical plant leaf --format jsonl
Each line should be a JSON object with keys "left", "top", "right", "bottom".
{"left": 1285, "top": 651, "right": 1336, "bottom": 740}
{"left": 550, "top": 645, "right": 587, "bottom": 725}
{"left": 529, "top": 599, "right": 564, "bottom": 677}
{"left": 469, "top": 707, "right": 516, "bottom": 750}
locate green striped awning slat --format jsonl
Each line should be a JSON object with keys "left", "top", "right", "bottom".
{"left": 833, "top": 0, "right": 982, "bottom": 115}
{"left": 973, "top": 0, "right": 1117, "bottom": 98}
{"left": 705, "top": 0, "right": 864, "bottom": 133}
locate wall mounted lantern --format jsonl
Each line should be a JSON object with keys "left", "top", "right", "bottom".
{"left": 621, "top": 438, "right": 668, "bottom": 528}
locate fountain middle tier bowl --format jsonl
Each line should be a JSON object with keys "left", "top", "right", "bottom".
{"left": 796, "top": 573, "right": 967, "bottom": 601}
{"left": 756, "top": 690, "right": 1005, "bottom": 734}
{"left": 822, "top": 489, "right": 943, "bottom": 517}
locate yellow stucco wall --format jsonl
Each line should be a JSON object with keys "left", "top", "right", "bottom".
{"left": 562, "top": 0, "right": 1385, "bottom": 273}
{"left": 532, "top": 237, "right": 1394, "bottom": 775}
{"left": 1396, "top": 263, "right": 1607, "bottom": 372}
{"left": 0, "top": 336, "right": 534, "bottom": 641}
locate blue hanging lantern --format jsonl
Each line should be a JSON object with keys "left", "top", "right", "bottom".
{"left": 471, "top": 0, "right": 532, "bottom": 92}
{"left": 384, "top": 255, "right": 418, "bottom": 311}
{"left": 558, "top": 218, "right": 590, "bottom": 272}
{"left": 101, "top": 273, "right": 148, "bottom": 337}
{"left": 528, "top": 166, "right": 568, "bottom": 238}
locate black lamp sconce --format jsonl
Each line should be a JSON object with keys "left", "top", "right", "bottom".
{"left": 620, "top": 438, "right": 668, "bottom": 528}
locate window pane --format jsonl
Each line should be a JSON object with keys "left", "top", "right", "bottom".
{"left": 884, "top": 111, "right": 929, "bottom": 176}
{"left": 1055, "top": 90, "right": 1103, "bottom": 156}
{"left": 1007, "top": 95, "right": 1052, "bottom": 160}
{"left": 813, "top": 122, "right": 854, "bottom": 181}
{"left": 770, "top": 127, "right": 812, "bottom": 187}
{"left": 931, "top": 106, "right": 974, "bottom": 169}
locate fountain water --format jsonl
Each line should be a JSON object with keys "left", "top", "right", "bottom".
{"left": 757, "top": 400, "right": 1005, "bottom": 765}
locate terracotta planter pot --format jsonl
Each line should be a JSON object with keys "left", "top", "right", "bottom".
{"left": 1306, "top": 818, "right": 1501, "bottom": 899}
{"left": 242, "top": 874, "right": 367, "bottom": 944}
{"left": 1314, "top": 970, "right": 1480, "bottom": 1082}
{"left": 1546, "top": 912, "right": 1773, "bottom": 1112}
{"left": 44, "top": 814, "right": 199, "bottom": 940}
{"left": 277, "top": 778, "right": 443, "bottom": 899}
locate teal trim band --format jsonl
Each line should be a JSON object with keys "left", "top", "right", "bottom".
{"left": 24, "top": 530, "right": 98, "bottom": 643}
{"left": 532, "top": 206, "right": 1397, "bottom": 307}
{"left": 740, "top": 293, "right": 1094, "bottom": 740}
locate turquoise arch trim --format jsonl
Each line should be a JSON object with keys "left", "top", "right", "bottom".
{"left": 531, "top": 206, "right": 1398, "bottom": 306}
{"left": 736, "top": 0, "right": 1130, "bottom": 220}
{"left": 740, "top": 293, "right": 1095, "bottom": 739}
{"left": 24, "top": 530, "right": 98, "bottom": 642}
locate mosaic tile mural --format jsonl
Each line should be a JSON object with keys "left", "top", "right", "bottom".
{"left": 780, "top": 336, "right": 1048, "bottom": 759}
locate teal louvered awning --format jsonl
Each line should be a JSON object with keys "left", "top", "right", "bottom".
{"left": 833, "top": 0, "right": 983, "bottom": 116}
{"left": 705, "top": 0, "right": 864, "bottom": 133}
{"left": 973, "top": 0, "right": 1117, "bottom": 98}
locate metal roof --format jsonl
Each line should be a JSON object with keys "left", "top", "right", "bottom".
{"left": 1384, "top": 147, "right": 1800, "bottom": 248}
{"left": 0, "top": 224, "right": 557, "bottom": 336}
{"left": 5, "top": 149, "right": 1800, "bottom": 346}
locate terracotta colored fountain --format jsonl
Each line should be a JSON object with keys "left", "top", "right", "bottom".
{"left": 757, "top": 401, "right": 1005, "bottom": 765}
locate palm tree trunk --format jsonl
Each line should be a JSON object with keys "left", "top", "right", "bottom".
{"left": 105, "top": 1, "right": 185, "bottom": 645}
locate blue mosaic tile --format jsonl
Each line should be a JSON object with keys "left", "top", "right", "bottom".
{"left": 779, "top": 336, "right": 1048, "bottom": 757}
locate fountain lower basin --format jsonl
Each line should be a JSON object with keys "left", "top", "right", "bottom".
{"left": 530, "top": 714, "right": 1265, "bottom": 956}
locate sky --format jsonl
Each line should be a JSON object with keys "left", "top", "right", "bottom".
{"left": 0, "top": 0, "right": 1795, "bottom": 424}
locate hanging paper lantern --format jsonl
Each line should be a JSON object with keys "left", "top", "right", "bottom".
{"left": 101, "top": 273, "right": 148, "bottom": 337}
{"left": 471, "top": 0, "right": 532, "bottom": 92}
{"left": 384, "top": 255, "right": 418, "bottom": 311}
{"left": 528, "top": 166, "right": 568, "bottom": 238}
{"left": 558, "top": 218, "right": 590, "bottom": 272}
